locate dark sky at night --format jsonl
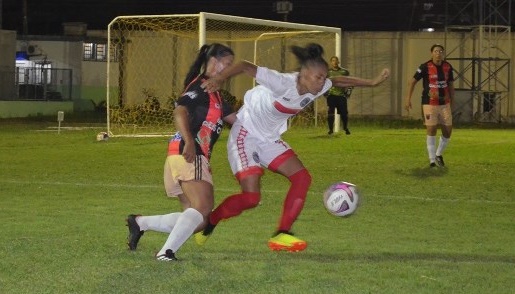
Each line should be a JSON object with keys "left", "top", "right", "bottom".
{"left": 1, "top": 0, "right": 513, "bottom": 35}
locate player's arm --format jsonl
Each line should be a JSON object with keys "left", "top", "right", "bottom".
{"left": 223, "top": 112, "right": 237, "bottom": 125}
{"left": 331, "top": 68, "right": 390, "bottom": 88}
{"left": 173, "top": 105, "right": 196, "bottom": 163}
{"left": 447, "top": 81, "right": 455, "bottom": 108}
{"left": 202, "top": 60, "right": 258, "bottom": 93}
{"left": 404, "top": 78, "right": 418, "bottom": 111}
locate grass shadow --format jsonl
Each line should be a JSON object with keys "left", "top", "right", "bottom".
{"left": 309, "top": 133, "right": 344, "bottom": 139}
{"left": 395, "top": 166, "right": 449, "bottom": 179}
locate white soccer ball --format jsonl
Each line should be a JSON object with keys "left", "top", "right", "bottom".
{"left": 323, "top": 182, "right": 360, "bottom": 217}
{"left": 96, "top": 132, "right": 109, "bottom": 141}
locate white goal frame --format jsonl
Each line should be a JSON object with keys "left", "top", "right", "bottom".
{"left": 106, "top": 12, "right": 341, "bottom": 137}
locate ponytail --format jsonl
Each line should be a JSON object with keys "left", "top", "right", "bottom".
{"left": 184, "top": 45, "right": 210, "bottom": 88}
{"left": 183, "top": 43, "right": 234, "bottom": 89}
{"left": 290, "top": 43, "right": 328, "bottom": 70}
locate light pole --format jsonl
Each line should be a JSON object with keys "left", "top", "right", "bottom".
{"left": 272, "top": 1, "right": 293, "bottom": 76}
{"left": 273, "top": 1, "right": 293, "bottom": 21}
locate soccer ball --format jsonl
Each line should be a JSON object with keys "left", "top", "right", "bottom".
{"left": 323, "top": 182, "right": 360, "bottom": 217}
{"left": 96, "top": 132, "right": 109, "bottom": 141}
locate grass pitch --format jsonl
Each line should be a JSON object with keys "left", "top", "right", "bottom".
{"left": 0, "top": 122, "right": 514, "bottom": 293}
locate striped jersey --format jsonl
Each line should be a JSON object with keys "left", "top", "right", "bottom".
{"left": 413, "top": 60, "right": 454, "bottom": 105}
{"left": 168, "top": 75, "right": 233, "bottom": 159}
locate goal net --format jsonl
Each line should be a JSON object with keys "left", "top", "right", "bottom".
{"left": 107, "top": 12, "right": 340, "bottom": 137}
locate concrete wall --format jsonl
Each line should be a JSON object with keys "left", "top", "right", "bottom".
{"left": 0, "top": 100, "right": 73, "bottom": 118}
{"left": 17, "top": 39, "right": 83, "bottom": 100}
{"left": 0, "top": 30, "right": 16, "bottom": 99}
{"left": 1, "top": 29, "right": 514, "bottom": 122}
{"left": 343, "top": 30, "right": 514, "bottom": 122}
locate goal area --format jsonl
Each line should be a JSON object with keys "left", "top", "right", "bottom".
{"left": 106, "top": 12, "right": 341, "bottom": 137}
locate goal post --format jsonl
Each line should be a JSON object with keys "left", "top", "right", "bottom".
{"left": 106, "top": 12, "right": 341, "bottom": 137}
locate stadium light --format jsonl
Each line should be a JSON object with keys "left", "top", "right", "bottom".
{"left": 273, "top": 1, "right": 293, "bottom": 21}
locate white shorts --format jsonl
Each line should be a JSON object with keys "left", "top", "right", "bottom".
{"left": 163, "top": 155, "right": 212, "bottom": 197}
{"left": 227, "top": 121, "right": 296, "bottom": 180}
{"left": 423, "top": 104, "right": 453, "bottom": 126}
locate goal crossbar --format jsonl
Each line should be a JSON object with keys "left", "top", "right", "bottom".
{"left": 107, "top": 12, "right": 341, "bottom": 137}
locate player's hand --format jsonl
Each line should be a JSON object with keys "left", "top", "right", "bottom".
{"left": 381, "top": 68, "right": 390, "bottom": 80}
{"left": 181, "top": 141, "right": 196, "bottom": 163}
{"left": 404, "top": 101, "right": 412, "bottom": 111}
{"left": 201, "top": 77, "right": 223, "bottom": 93}
{"left": 372, "top": 68, "right": 390, "bottom": 86}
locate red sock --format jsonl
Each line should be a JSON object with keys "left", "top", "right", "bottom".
{"left": 209, "top": 192, "right": 260, "bottom": 225}
{"left": 278, "top": 169, "right": 312, "bottom": 232}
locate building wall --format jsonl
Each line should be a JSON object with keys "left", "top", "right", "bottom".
{"left": 0, "top": 100, "right": 73, "bottom": 118}
{"left": 18, "top": 39, "right": 83, "bottom": 100}
{"left": 343, "top": 30, "right": 514, "bottom": 122}
{"left": 2, "top": 30, "right": 514, "bottom": 121}
{"left": 0, "top": 30, "right": 16, "bottom": 99}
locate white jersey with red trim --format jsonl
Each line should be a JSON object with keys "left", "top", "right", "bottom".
{"left": 236, "top": 66, "right": 332, "bottom": 141}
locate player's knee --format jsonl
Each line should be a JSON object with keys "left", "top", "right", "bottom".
{"left": 289, "top": 168, "right": 312, "bottom": 189}
{"left": 242, "top": 191, "right": 261, "bottom": 209}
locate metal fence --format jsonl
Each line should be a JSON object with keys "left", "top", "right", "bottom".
{"left": 0, "top": 67, "right": 73, "bottom": 101}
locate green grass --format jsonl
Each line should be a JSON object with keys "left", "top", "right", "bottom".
{"left": 0, "top": 122, "right": 514, "bottom": 293}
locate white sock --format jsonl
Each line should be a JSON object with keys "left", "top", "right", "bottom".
{"left": 436, "top": 136, "right": 450, "bottom": 156}
{"left": 426, "top": 135, "right": 436, "bottom": 163}
{"left": 137, "top": 213, "right": 181, "bottom": 233}
{"left": 157, "top": 208, "right": 203, "bottom": 256}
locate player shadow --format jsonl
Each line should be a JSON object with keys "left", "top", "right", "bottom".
{"left": 310, "top": 132, "right": 345, "bottom": 139}
{"left": 395, "top": 166, "right": 449, "bottom": 179}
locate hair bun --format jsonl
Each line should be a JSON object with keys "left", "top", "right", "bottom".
{"left": 306, "top": 43, "right": 324, "bottom": 58}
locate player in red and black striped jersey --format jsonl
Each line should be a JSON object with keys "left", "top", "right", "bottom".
{"left": 168, "top": 76, "right": 233, "bottom": 160}
{"left": 126, "top": 43, "right": 237, "bottom": 261}
{"left": 405, "top": 44, "right": 455, "bottom": 168}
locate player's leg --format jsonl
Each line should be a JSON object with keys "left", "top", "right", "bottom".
{"left": 423, "top": 105, "right": 439, "bottom": 167}
{"left": 436, "top": 104, "right": 453, "bottom": 167}
{"left": 135, "top": 161, "right": 192, "bottom": 233}
{"left": 214, "top": 124, "right": 263, "bottom": 223}
{"left": 156, "top": 156, "right": 214, "bottom": 261}
{"left": 195, "top": 174, "right": 262, "bottom": 246}
{"left": 207, "top": 174, "right": 262, "bottom": 225}
{"left": 126, "top": 157, "right": 186, "bottom": 250}
{"left": 339, "top": 97, "right": 350, "bottom": 134}
{"left": 266, "top": 145, "right": 311, "bottom": 252}
{"left": 327, "top": 95, "right": 336, "bottom": 134}
{"left": 196, "top": 123, "right": 263, "bottom": 245}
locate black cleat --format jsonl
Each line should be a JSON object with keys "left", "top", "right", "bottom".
{"left": 328, "top": 130, "right": 333, "bottom": 135}
{"left": 156, "top": 249, "right": 178, "bottom": 261}
{"left": 126, "top": 214, "right": 144, "bottom": 250}
{"left": 429, "top": 162, "right": 437, "bottom": 168}
{"left": 435, "top": 155, "right": 445, "bottom": 167}
{"left": 344, "top": 128, "right": 351, "bottom": 135}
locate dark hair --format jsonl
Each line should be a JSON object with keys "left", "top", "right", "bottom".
{"left": 183, "top": 43, "right": 234, "bottom": 88}
{"left": 430, "top": 44, "right": 444, "bottom": 52}
{"left": 290, "top": 43, "right": 328, "bottom": 70}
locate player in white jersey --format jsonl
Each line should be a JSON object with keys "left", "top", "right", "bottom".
{"left": 196, "top": 43, "right": 389, "bottom": 252}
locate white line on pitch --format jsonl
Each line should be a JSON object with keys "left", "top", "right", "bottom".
{"left": 1, "top": 179, "right": 513, "bottom": 205}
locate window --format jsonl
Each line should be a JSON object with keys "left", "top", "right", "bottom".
{"left": 83, "top": 43, "right": 107, "bottom": 61}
